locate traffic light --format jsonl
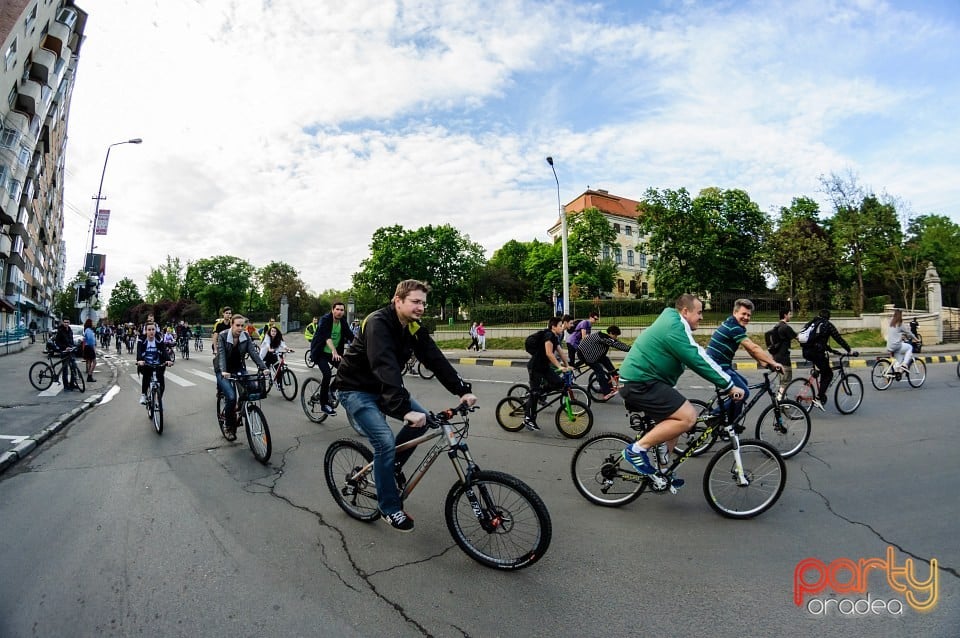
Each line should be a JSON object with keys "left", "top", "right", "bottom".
{"left": 87, "top": 279, "right": 98, "bottom": 301}
{"left": 76, "top": 279, "right": 97, "bottom": 303}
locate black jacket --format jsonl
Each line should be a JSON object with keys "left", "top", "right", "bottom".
{"left": 136, "top": 338, "right": 171, "bottom": 366}
{"left": 310, "top": 311, "right": 353, "bottom": 359}
{"left": 801, "top": 318, "right": 850, "bottom": 357}
{"left": 334, "top": 303, "right": 471, "bottom": 420}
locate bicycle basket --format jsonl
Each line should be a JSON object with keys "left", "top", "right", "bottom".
{"left": 239, "top": 375, "right": 268, "bottom": 400}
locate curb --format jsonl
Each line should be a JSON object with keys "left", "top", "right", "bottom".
{"left": 0, "top": 350, "right": 119, "bottom": 476}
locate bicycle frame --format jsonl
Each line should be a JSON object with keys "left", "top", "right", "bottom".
{"left": 805, "top": 351, "right": 852, "bottom": 394}
{"left": 531, "top": 371, "right": 578, "bottom": 418}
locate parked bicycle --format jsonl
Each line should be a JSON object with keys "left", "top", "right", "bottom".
{"left": 870, "top": 355, "right": 926, "bottom": 390}
{"left": 301, "top": 363, "right": 339, "bottom": 423}
{"left": 783, "top": 350, "right": 864, "bottom": 414}
{"left": 571, "top": 387, "right": 787, "bottom": 519}
{"left": 265, "top": 349, "right": 298, "bottom": 400}
{"left": 496, "top": 369, "right": 593, "bottom": 438}
{"left": 142, "top": 363, "right": 165, "bottom": 435}
{"left": 324, "top": 404, "right": 552, "bottom": 570}
{"left": 675, "top": 369, "right": 811, "bottom": 459}
{"left": 216, "top": 372, "right": 272, "bottom": 464}
{"left": 29, "top": 345, "right": 85, "bottom": 392}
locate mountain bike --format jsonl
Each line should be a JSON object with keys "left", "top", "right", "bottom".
{"left": 324, "top": 404, "right": 552, "bottom": 570}
{"left": 217, "top": 372, "right": 272, "bottom": 464}
{"left": 497, "top": 369, "right": 593, "bottom": 438}
{"left": 676, "top": 369, "right": 811, "bottom": 459}
{"left": 178, "top": 336, "right": 190, "bottom": 360}
{"left": 301, "top": 363, "right": 339, "bottom": 423}
{"left": 29, "top": 346, "right": 85, "bottom": 392}
{"left": 265, "top": 349, "right": 298, "bottom": 400}
{"left": 571, "top": 388, "right": 787, "bottom": 519}
{"left": 194, "top": 333, "right": 203, "bottom": 352}
{"left": 870, "top": 355, "right": 926, "bottom": 390}
{"left": 507, "top": 370, "right": 592, "bottom": 407}
{"left": 142, "top": 364, "right": 166, "bottom": 435}
{"left": 783, "top": 350, "right": 864, "bottom": 414}
{"left": 401, "top": 354, "right": 436, "bottom": 380}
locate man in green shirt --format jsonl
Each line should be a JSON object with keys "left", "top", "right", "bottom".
{"left": 310, "top": 302, "right": 354, "bottom": 415}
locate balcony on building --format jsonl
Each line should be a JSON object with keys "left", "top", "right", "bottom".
{"left": 8, "top": 236, "right": 25, "bottom": 269}
{"left": 28, "top": 49, "right": 56, "bottom": 87}
{"left": 16, "top": 78, "right": 43, "bottom": 117}
{"left": 44, "top": 22, "right": 71, "bottom": 59}
{"left": 0, "top": 232, "right": 12, "bottom": 259}
{"left": 11, "top": 205, "right": 30, "bottom": 240}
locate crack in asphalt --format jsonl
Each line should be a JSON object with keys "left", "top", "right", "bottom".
{"left": 800, "top": 466, "right": 959, "bottom": 580}
{"left": 245, "top": 434, "right": 442, "bottom": 637}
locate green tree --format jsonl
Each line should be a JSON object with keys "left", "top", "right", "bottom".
{"left": 107, "top": 277, "right": 144, "bottom": 323}
{"left": 258, "top": 261, "right": 308, "bottom": 316}
{"left": 183, "top": 255, "right": 256, "bottom": 318}
{"left": 766, "top": 197, "right": 836, "bottom": 315}
{"left": 352, "top": 224, "right": 485, "bottom": 316}
{"left": 905, "top": 215, "right": 960, "bottom": 306}
{"left": 145, "top": 255, "right": 185, "bottom": 303}
{"left": 523, "top": 240, "right": 562, "bottom": 302}
{"left": 567, "top": 207, "right": 618, "bottom": 297}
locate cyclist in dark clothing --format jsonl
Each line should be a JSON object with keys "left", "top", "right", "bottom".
{"left": 524, "top": 316, "right": 570, "bottom": 431}
{"left": 800, "top": 309, "right": 851, "bottom": 408}
{"left": 310, "top": 301, "right": 354, "bottom": 415}
{"left": 53, "top": 318, "right": 77, "bottom": 390}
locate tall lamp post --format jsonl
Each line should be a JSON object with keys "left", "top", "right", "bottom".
{"left": 546, "top": 156, "right": 569, "bottom": 316}
{"left": 90, "top": 138, "right": 143, "bottom": 263}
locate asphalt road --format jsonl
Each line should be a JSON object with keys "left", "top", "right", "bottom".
{"left": 0, "top": 341, "right": 958, "bottom": 637}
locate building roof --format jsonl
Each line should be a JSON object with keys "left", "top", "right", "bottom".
{"left": 565, "top": 189, "right": 640, "bottom": 220}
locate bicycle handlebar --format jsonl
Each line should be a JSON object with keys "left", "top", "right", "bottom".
{"left": 424, "top": 403, "right": 479, "bottom": 428}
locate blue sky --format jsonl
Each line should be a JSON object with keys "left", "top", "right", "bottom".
{"left": 62, "top": 0, "right": 960, "bottom": 297}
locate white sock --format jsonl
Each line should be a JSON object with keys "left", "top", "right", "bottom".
{"left": 630, "top": 442, "right": 648, "bottom": 454}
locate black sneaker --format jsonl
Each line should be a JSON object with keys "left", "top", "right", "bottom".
{"left": 321, "top": 404, "right": 336, "bottom": 416}
{"left": 382, "top": 510, "right": 415, "bottom": 533}
{"left": 523, "top": 418, "right": 540, "bottom": 431}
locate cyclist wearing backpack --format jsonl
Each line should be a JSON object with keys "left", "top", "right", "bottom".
{"left": 767, "top": 309, "right": 798, "bottom": 400}
{"left": 523, "top": 316, "right": 571, "bottom": 431}
{"left": 800, "top": 309, "right": 852, "bottom": 408}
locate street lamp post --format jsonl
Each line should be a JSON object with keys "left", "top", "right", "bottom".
{"left": 90, "top": 138, "right": 143, "bottom": 261}
{"left": 546, "top": 156, "right": 569, "bottom": 316}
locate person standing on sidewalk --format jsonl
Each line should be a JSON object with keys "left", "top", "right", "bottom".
{"left": 53, "top": 319, "right": 77, "bottom": 391}
{"left": 476, "top": 322, "right": 486, "bottom": 351}
{"left": 82, "top": 319, "right": 97, "bottom": 383}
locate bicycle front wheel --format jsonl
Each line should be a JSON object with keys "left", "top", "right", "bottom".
{"left": 416, "top": 361, "right": 436, "bottom": 380}
{"left": 703, "top": 439, "right": 786, "bottom": 519}
{"left": 754, "top": 399, "right": 809, "bottom": 459}
{"left": 906, "top": 359, "right": 926, "bottom": 388}
{"left": 507, "top": 383, "right": 529, "bottom": 399}
{"left": 444, "top": 470, "right": 552, "bottom": 571}
{"left": 570, "top": 384, "right": 591, "bottom": 408}
{"left": 834, "top": 373, "right": 864, "bottom": 414}
{"left": 555, "top": 398, "right": 593, "bottom": 439}
{"left": 279, "top": 367, "right": 298, "bottom": 400}
{"left": 570, "top": 432, "right": 644, "bottom": 507}
{"left": 674, "top": 398, "right": 716, "bottom": 457}
{"left": 495, "top": 397, "right": 526, "bottom": 432}
{"left": 152, "top": 387, "right": 163, "bottom": 435}
{"left": 29, "top": 362, "right": 55, "bottom": 391}
{"left": 871, "top": 359, "right": 894, "bottom": 391}
{"left": 71, "top": 365, "right": 85, "bottom": 393}
{"left": 304, "top": 349, "right": 315, "bottom": 368}
{"left": 785, "top": 378, "right": 815, "bottom": 413}
{"left": 300, "top": 378, "right": 328, "bottom": 423}
{"left": 244, "top": 405, "right": 272, "bottom": 464}
{"left": 323, "top": 439, "right": 379, "bottom": 521}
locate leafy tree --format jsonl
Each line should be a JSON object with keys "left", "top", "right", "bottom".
{"left": 567, "top": 208, "right": 618, "bottom": 297}
{"left": 183, "top": 255, "right": 256, "bottom": 319}
{"left": 905, "top": 215, "right": 960, "bottom": 306}
{"left": 259, "top": 261, "right": 308, "bottom": 316}
{"left": 352, "top": 224, "right": 486, "bottom": 316}
{"left": 766, "top": 197, "right": 836, "bottom": 315}
{"left": 145, "top": 255, "right": 185, "bottom": 303}
{"left": 523, "top": 240, "right": 562, "bottom": 302}
{"left": 107, "top": 277, "right": 144, "bottom": 323}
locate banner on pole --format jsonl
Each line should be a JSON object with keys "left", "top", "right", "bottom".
{"left": 94, "top": 210, "right": 110, "bottom": 235}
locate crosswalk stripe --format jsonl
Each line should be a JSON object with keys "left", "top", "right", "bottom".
{"left": 127, "top": 371, "right": 196, "bottom": 387}
{"left": 186, "top": 369, "right": 217, "bottom": 382}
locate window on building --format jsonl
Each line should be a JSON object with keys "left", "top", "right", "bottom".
{"left": 26, "top": 5, "right": 38, "bottom": 32}
{"left": 0, "top": 127, "right": 19, "bottom": 149}
{"left": 627, "top": 250, "right": 634, "bottom": 266}
{"left": 625, "top": 225, "right": 632, "bottom": 236}
{"left": 613, "top": 223, "right": 620, "bottom": 233}
{"left": 642, "top": 282, "right": 649, "bottom": 296}
{"left": 4, "top": 39, "right": 17, "bottom": 72}
{"left": 617, "top": 279, "right": 625, "bottom": 293}
{"left": 614, "top": 248, "right": 622, "bottom": 264}
{"left": 8, "top": 84, "right": 17, "bottom": 109}
{"left": 602, "top": 245, "right": 610, "bottom": 260}
{"left": 629, "top": 280, "right": 637, "bottom": 294}
{"left": 639, "top": 252, "right": 647, "bottom": 269}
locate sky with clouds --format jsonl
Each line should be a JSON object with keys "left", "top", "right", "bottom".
{"left": 61, "top": 0, "right": 960, "bottom": 300}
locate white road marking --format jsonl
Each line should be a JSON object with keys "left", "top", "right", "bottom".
{"left": 126, "top": 371, "right": 195, "bottom": 387}
{"left": 185, "top": 369, "right": 217, "bottom": 382}
{"left": 0, "top": 435, "right": 29, "bottom": 444}
{"left": 98, "top": 385, "right": 122, "bottom": 405}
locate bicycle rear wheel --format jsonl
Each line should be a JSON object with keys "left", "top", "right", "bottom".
{"left": 152, "top": 387, "right": 163, "bottom": 435}
{"left": 674, "top": 398, "right": 715, "bottom": 457}
{"left": 29, "top": 362, "right": 55, "bottom": 391}
{"left": 495, "top": 397, "right": 526, "bottom": 432}
{"left": 871, "top": 359, "right": 894, "bottom": 390}
{"left": 324, "top": 439, "right": 379, "bottom": 521}
{"left": 754, "top": 399, "right": 809, "bottom": 459}
{"left": 444, "top": 470, "right": 551, "bottom": 571}
{"left": 555, "top": 399, "right": 593, "bottom": 439}
{"left": 416, "top": 361, "right": 436, "bottom": 380}
{"left": 703, "top": 439, "right": 786, "bottom": 519}
{"left": 906, "top": 359, "right": 926, "bottom": 388}
{"left": 300, "top": 377, "right": 328, "bottom": 423}
{"left": 507, "top": 383, "right": 529, "bottom": 399}
{"left": 304, "top": 349, "right": 315, "bottom": 368}
{"left": 216, "top": 392, "right": 230, "bottom": 439}
{"left": 71, "top": 364, "right": 85, "bottom": 393}
{"left": 570, "top": 432, "right": 644, "bottom": 507}
{"left": 244, "top": 405, "right": 272, "bottom": 464}
{"left": 834, "top": 373, "right": 863, "bottom": 414}
{"left": 785, "top": 378, "right": 815, "bottom": 413}
{"left": 279, "top": 367, "right": 298, "bottom": 400}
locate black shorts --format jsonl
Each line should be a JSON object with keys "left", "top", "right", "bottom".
{"left": 620, "top": 380, "right": 686, "bottom": 424}
{"left": 82, "top": 345, "right": 96, "bottom": 361}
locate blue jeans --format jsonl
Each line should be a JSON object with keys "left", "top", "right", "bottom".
{"left": 338, "top": 390, "right": 427, "bottom": 516}
{"left": 717, "top": 368, "right": 750, "bottom": 421}
{"left": 217, "top": 374, "right": 238, "bottom": 429}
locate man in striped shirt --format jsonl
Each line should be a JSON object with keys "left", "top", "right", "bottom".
{"left": 706, "top": 298, "right": 782, "bottom": 418}
{"left": 577, "top": 325, "right": 630, "bottom": 399}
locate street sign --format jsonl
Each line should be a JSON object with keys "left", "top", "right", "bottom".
{"left": 94, "top": 210, "right": 110, "bottom": 235}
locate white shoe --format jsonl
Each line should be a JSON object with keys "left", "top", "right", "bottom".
{"left": 139, "top": 394, "right": 147, "bottom": 405}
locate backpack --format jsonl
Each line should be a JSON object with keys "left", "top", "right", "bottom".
{"left": 764, "top": 325, "right": 782, "bottom": 352}
{"left": 797, "top": 318, "right": 823, "bottom": 345}
{"left": 525, "top": 330, "right": 546, "bottom": 356}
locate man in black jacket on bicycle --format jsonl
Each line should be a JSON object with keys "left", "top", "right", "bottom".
{"left": 309, "top": 301, "right": 354, "bottom": 415}
{"left": 334, "top": 280, "right": 476, "bottom": 533}
{"left": 800, "top": 309, "right": 852, "bottom": 409}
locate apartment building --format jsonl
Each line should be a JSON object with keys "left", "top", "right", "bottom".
{"left": 547, "top": 188, "right": 654, "bottom": 298}
{"left": 1, "top": 0, "right": 86, "bottom": 332}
